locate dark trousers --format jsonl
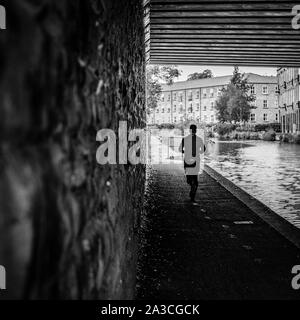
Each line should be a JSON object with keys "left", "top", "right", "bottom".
{"left": 186, "top": 175, "right": 198, "bottom": 201}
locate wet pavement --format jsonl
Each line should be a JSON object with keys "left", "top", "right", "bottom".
{"left": 136, "top": 163, "right": 300, "bottom": 300}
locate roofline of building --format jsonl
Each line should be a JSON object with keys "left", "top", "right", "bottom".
{"left": 161, "top": 73, "right": 277, "bottom": 92}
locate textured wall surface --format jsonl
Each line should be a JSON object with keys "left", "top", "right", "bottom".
{"left": 0, "top": 0, "right": 145, "bottom": 299}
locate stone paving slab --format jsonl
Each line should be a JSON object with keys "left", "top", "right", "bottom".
{"left": 136, "top": 164, "right": 300, "bottom": 300}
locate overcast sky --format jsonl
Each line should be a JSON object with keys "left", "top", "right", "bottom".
{"left": 176, "top": 65, "right": 277, "bottom": 82}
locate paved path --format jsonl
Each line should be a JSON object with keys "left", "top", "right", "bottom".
{"left": 136, "top": 164, "right": 300, "bottom": 300}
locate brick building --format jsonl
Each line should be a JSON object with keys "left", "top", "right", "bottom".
{"left": 277, "top": 68, "right": 300, "bottom": 134}
{"left": 148, "top": 73, "right": 279, "bottom": 126}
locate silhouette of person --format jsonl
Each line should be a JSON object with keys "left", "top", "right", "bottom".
{"left": 179, "top": 124, "right": 206, "bottom": 203}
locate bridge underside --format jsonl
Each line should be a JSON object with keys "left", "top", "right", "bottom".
{"left": 145, "top": 0, "right": 300, "bottom": 67}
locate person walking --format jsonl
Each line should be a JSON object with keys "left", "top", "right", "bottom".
{"left": 179, "top": 124, "right": 206, "bottom": 203}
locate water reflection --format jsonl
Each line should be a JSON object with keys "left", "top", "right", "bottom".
{"left": 206, "top": 140, "right": 300, "bottom": 228}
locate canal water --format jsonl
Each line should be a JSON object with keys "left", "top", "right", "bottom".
{"left": 206, "top": 140, "right": 300, "bottom": 228}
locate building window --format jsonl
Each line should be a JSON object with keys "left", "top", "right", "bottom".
{"left": 161, "top": 95, "right": 164, "bottom": 102}
{"left": 251, "top": 86, "right": 255, "bottom": 95}
{"left": 196, "top": 91, "right": 200, "bottom": 99}
{"left": 174, "top": 117, "right": 176, "bottom": 123}
{"left": 167, "top": 108, "right": 170, "bottom": 113}
{"left": 217, "top": 88, "right": 222, "bottom": 97}
{"left": 210, "top": 102, "right": 214, "bottom": 110}
{"left": 156, "top": 108, "right": 159, "bottom": 113}
{"left": 180, "top": 104, "right": 183, "bottom": 113}
{"left": 250, "top": 113, "right": 256, "bottom": 122}
{"left": 263, "top": 113, "right": 268, "bottom": 121}
{"left": 203, "top": 105, "right": 207, "bottom": 111}
{"left": 263, "top": 100, "right": 268, "bottom": 109}
{"left": 162, "top": 108, "right": 164, "bottom": 113}
{"left": 179, "top": 93, "right": 183, "bottom": 102}
{"left": 203, "top": 89, "right": 207, "bottom": 98}
{"left": 188, "top": 91, "right": 193, "bottom": 101}
{"left": 196, "top": 103, "right": 200, "bottom": 111}
{"left": 173, "top": 105, "right": 176, "bottom": 112}
{"left": 167, "top": 94, "right": 170, "bottom": 101}
{"left": 262, "top": 86, "right": 268, "bottom": 94}
{"left": 276, "top": 113, "right": 279, "bottom": 122}
{"left": 173, "top": 93, "right": 177, "bottom": 101}
{"left": 204, "top": 115, "right": 208, "bottom": 122}
{"left": 211, "top": 115, "right": 214, "bottom": 122}
{"left": 210, "top": 88, "right": 214, "bottom": 98}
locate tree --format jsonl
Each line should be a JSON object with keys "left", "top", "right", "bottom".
{"left": 230, "top": 66, "right": 252, "bottom": 95}
{"left": 146, "top": 66, "right": 162, "bottom": 114}
{"left": 187, "top": 69, "right": 213, "bottom": 81}
{"left": 215, "top": 67, "right": 255, "bottom": 123}
{"left": 227, "top": 85, "right": 253, "bottom": 123}
{"left": 146, "top": 65, "right": 182, "bottom": 114}
{"left": 159, "top": 65, "right": 182, "bottom": 85}
{"left": 215, "top": 90, "right": 231, "bottom": 123}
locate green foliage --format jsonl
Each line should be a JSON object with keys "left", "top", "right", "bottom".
{"left": 160, "top": 65, "right": 182, "bottom": 85}
{"left": 215, "top": 67, "right": 255, "bottom": 123}
{"left": 217, "top": 131, "right": 261, "bottom": 140}
{"left": 187, "top": 69, "right": 213, "bottom": 81}
{"left": 262, "top": 130, "right": 276, "bottom": 141}
{"left": 174, "top": 120, "right": 191, "bottom": 131}
{"left": 207, "top": 131, "right": 214, "bottom": 138}
{"left": 146, "top": 78, "right": 161, "bottom": 114}
{"left": 295, "top": 135, "right": 300, "bottom": 144}
{"left": 235, "top": 124, "right": 255, "bottom": 132}
{"left": 230, "top": 67, "right": 253, "bottom": 95}
{"left": 269, "top": 123, "right": 281, "bottom": 133}
{"left": 214, "top": 123, "right": 237, "bottom": 136}
{"left": 215, "top": 93, "right": 231, "bottom": 123}
{"left": 280, "top": 134, "right": 292, "bottom": 143}
{"left": 254, "top": 123, "right": 281, "bottom": 133}
{"left": 280, "top": 134, "right": 300, "bottom": 144}
{"left": 156, "top": 123, "right": 175, "bottom": 130}
{"left": 234, "top": 132, "right": 260, "bottom": 140}
{"left": 254, "top": 124, "right": 270, "bottom": 132}
{"left": 146, "top": 65, "right": 182, "bottom": 114}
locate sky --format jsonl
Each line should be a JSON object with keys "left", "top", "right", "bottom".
{"left": 176, "top": 65, "right": 277, "bottom": 82}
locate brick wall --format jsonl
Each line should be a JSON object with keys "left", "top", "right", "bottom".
{"left": 0, "top": 0, "right": 145, "bottom": 299}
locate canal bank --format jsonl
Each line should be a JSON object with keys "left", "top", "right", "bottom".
{"left": 136, "top": 163, "right": 300, "bottom": 299}
{"left": 204, "top": 165, "right": 300, "bottom": 249}
{"left": 206, "top": 140, "right": 300, "bottom": 228}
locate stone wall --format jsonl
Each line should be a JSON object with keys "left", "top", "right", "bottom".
{"left": 0, "top": 0, "right": 145, "bottom": 299}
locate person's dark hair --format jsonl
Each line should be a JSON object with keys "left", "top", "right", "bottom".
{"left": 190, "top": 124, "right": 197, "bottom": 133}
